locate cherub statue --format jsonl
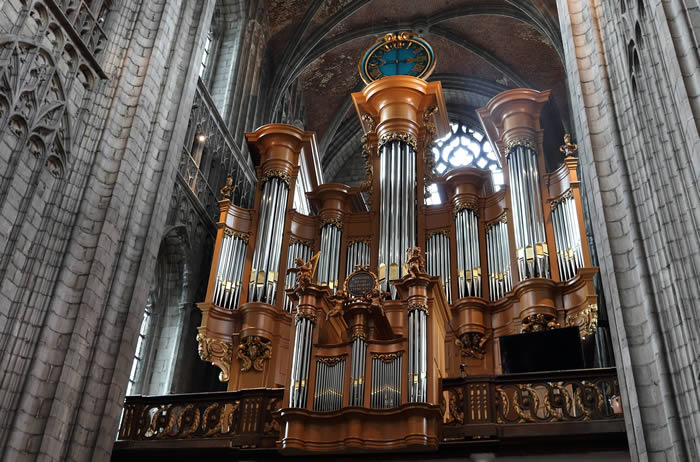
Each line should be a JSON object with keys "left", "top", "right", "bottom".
{"left": 326, "top": 289, "right": 347, "bottom": 320}
{"left": 286, "top": 252, "right": 320, "bottom": 291}
{"left": 219, "top": 176, "right": 235, "bottom": 199}
{"left": 406, "top": 246, "right": 426, "bottom": 277}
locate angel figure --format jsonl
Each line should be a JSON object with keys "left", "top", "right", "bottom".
{"left": 286, "top": 251, "right": 320, "bottom": 291}
{"left": 326, "top": 289, "right": 347, "bottom": 320}
{"left": 406, "top": 246, "right": 426, "bottom": 277}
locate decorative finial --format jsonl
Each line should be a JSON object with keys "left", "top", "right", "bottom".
{"left": 559, "top": 133, "right": 578, "bottom": 158}
{"left": 220, "top": 176, "right": 235, "bottom": 199}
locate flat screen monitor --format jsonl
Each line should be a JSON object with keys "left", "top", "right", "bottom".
{"left": 500, "top": 326, "right": 584, "bottom": 374}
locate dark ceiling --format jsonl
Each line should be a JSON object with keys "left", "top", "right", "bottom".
{"left": 263, "top": 0, "right": 567, "bottom": 184}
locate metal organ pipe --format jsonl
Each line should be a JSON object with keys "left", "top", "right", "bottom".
{"left": 552, "top": 192, "right": 583, "bottom": 281}
{"left": 486, "top": 219, "right": 512, "bottom": 300}
{"left": 213, "top": 231, "right": 248, "bottom": 309}
{"left": 379, "top": 140, "right": 416, "bottom": 298}
{"left": 317, "top": 223, "right": 342, "bottom": 293}
{"left": 313, "top": 359, "right": 346, "bottom": 412}
{"left": 507, "top": 145, "right": 549, "bottom": 280}
{"left": 426, "top": 232, "right": 451, "bottom": 303}
{"left": 348, "top": 336, "right": 367, "bottom": 407}
{"left": 455, "top": 207, "right": 481, "bottom": 298}
{"left": 408, "top": 305, "right": 427, "bottom": 403}
{"left": 289, "top": 316, "right": 314, "bottom": 408}
{"left": 346, "top": 241, "right": 370, "bottom": 277}
{"left": 249, "top": 177, "right": 290, "bottom": 304}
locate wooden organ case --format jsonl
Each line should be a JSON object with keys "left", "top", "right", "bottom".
{"left": 195, "top": 78, "right": 600, "bottom": 453}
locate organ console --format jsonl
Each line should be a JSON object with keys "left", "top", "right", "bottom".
{"left": 195, "top": 38, "right": 599, "bottom": 453}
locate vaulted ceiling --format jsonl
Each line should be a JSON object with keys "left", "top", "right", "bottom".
{"left": 263, "top": 0, "right": 567, "bottom": 184}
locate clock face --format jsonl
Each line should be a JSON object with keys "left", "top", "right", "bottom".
{"left": 360, "top": 32, "right": 435, "bottom": 84}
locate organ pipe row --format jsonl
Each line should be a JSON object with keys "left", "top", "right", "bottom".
{"left": 455, "top": 208, "right": 481, "bottom": 298}
{"left": 349, "top": 338, "right": 367, "bottom": 406}
{"left": 313, "top": 359, "right": 345, "bottom": 412}
{"left": 507, "top": 145, "right": 550, "bottom": 279}
{"left": 212, "top": 231, "right": 248, "bottom": 309}
{"left": 289, "top": 317, "right": 314, "bottom": 408}
{"left": 316, "top": 223, "right": 342, "bottom": 292}
{"left": 426, "top": 232, "right": 452, "bottom": 303}
{"left": 346, "top": 241, "right": 370, "bottom": 277}
{"left": 552, "top": 192, "right": 584, "bottom": 281}
{"left": 407, "top": 308, "right": 427, "bottom": 402}
{"left": 486, "top": 219, "right": 512, "bottom": 300}
{"left": 284, "top": 241, "right": 313, "bottom": 312}
{"left": 249, "top": 176, "right": 289, "bottom": 304}
{"left": 379, "top": 140, "right": 416, "bottom": 297}
{"left": 370, "top": 355, "right": 402, "bottom": 409}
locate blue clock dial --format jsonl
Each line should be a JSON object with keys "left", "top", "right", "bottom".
{"left": 359, "top": 33, "right": 435, "bottom": 84}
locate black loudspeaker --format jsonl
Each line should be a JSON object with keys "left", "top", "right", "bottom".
{"left": 499, "top": 326, "right": 584, "bottom": 374}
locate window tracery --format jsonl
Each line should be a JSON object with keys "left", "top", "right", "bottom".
{"left": 426, "top": 121, "right": 503, "bottom": 205}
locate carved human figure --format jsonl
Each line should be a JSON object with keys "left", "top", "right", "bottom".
{"left": 406, "top": 246, "right": 426, "bottom": 277}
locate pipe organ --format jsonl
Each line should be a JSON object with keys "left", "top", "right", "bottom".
{"left": 195, "top": 75, "right": 600, "bottom": 453}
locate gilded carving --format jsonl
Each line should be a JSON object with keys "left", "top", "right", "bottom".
{"left": 219, "top": 176, "right": 235, "bottom": 199}
{"left": 549, "top": 189, "right": 574, "bottom": 209}
{"left": 289, "top": 236, "right": 313, "bottom": 247}
{"left": 196, "top": 333, "right": 233, "bottom": 382}
{"left": 318, "top": 355, "right": 345, "bottom": 367}
{"left": 456, "top": 332, "right": 489, "bottom": 359}
{"left": 320, "top": 216, "right": 343, "bottom": 229}
{"left": 346, "top": 237, "right": 371, "bottom": 246}
{"left": 377, "top": 132, "right": 417, "bottom": 151}
{"left": 286, "top": 251, "right": 320, "bottom": 292}
{"left": 426, "top": 229, "right": 449, "bottom": 239}
{"left": 566, "top": 303, "right": 599, "bottom": 338}
{"left": 559, "top": 133, "right": 578, "bottom": 157}
{"left": 295, "top": 309, "right": 317, "bottom": 324}
{"left": 262, "top": 169, "right": 291, "bottom": 185}
{"left": 422, "top": 105, "right": 439, "bottom": 196}
{"left": 505, "top": 137, "right": 536, "bottom": 154}
{"left": 407, "top": 302, "right": 428, "bottom": 315}
{"left": 406, "top": 246, "right": 426, "bottom": 277}
{"left": 520, "top": 313, "right": 560, "bottom": 333}
{"left": 361, "top": 113, "right": 376, "bottom": 132}
{"left": 359, "top": 133, "right": 374, "bottom": 206}
{"left": 453, "top": 202, "right": 478, "bottom": 217}
{"left": 223, "top": 227, "right": 249, "bottom": 243}
{"left": 371, "top": 351, "right": 402, "bottom": 363}
{"left": 237, "top": 336, "right": 272, "bottom": 372}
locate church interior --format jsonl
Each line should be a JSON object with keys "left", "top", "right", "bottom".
{"left": 0, "top": 0, "right": 698, "bottom": 461}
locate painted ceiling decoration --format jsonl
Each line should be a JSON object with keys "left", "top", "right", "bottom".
{"left": 262, "top": 0, "right": 567, "bottom": 184}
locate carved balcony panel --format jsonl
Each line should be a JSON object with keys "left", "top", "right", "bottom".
{"left": 116, "top": 388, "right": 283, "bottom": 448}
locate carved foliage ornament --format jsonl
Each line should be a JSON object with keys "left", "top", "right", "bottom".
{"left": 407, "top": 302, "right": 429, "bottom": 315}
{"left": 289, "top": 236, "right": 313, "bottom": 247}
{"left": 318, "top": 355, "right": 345, "bottom": 367}
{"left": 360, "top": 133, "right": 374, "bottom": 205}
{"left": 371, "top": 351, "right": 402, "bottom": 363}
{"left": 320, "top": 216, "right": 343, "bottom": 229}
{"left": 378, "top": 132, "right": 417, "bottom": 151}
{"left": 505, "top": 137, "right": 536, "bottom": 155}
{"left": 453, "top": 202, "right": 478, "bottom": 217}
{"left": 237, "top": 336, "right": 272, "bottom": 372}
{"left": 549, "top": 189, "right": 574, "bottom": 210}
{"left": 262, "top": 169, "right": 291, "bottom": 185}
{"left": 521, "top": 313, "right": 560, "bottom": 333}
{"left": 422, "top": 105, "right": 439, "bottom": 194}
{"left": 456, "top": 332, "right": 489, "bottom": 359}
{"left": 223, "top": 227, "right": 249, "bottom": 243}
{"left": 566, "top": 304, "right": 598, "bottom": 338}
{"left": 197, "top": 333, "right": 233, "bottom": 382}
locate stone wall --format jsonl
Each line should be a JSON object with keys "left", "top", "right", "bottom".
{"left": 557, "top": 0, "right": 700, "bottom": 460}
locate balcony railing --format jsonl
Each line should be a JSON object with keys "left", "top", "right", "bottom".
{"left": 116, "top": 388, "right": 282, "bottom": 449}
{"left": 114, "top": 369, "right": 625, "bottom": 455}
{"left": 440, "top": 367, "right": 623, "bottom": 440}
